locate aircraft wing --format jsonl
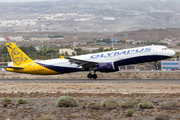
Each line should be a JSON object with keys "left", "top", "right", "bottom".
{"left": 65, "top": 57, "right": 100, "bottom": 69}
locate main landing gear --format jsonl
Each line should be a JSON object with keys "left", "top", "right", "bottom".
{"left": 155, "top": 61, "right": 159, "bottom": 70}
{"left": 87, "top": 71, "right": 97, "bottom": 79}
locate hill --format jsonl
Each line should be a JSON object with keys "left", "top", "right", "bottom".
{"left": 114, "top": 28, "right": 180, "bottom": 41}
{"left": 157, "top": 1, "right": 180, "bottom": 12}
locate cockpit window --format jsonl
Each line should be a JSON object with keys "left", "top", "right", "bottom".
{"left": 162, "top": 48, "right": 167, "bottom": 50}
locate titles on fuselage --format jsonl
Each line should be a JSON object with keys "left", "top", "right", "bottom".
{"left": 90, "top": 47, "right": 152, "bottom": 58}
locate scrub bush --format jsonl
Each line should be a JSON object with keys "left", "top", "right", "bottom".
{"left": 121, "top": 100, "right": 135, "bottom": 108}
{"left": 91, "top": 103, "right": 101, "bottom": 110}
{"left": 126, "top": 109, "right": 135, "bottom": 117}
{"left": 56, "top": 96, "right": 79, "bottom": 107}
{"left": 67, "top": 91, "right": 72, "bottom": 96}
{"left": 88, "top": 102, "right": 97, "bottom": 107}
{"left": 18, "top": 91, "right": 25, "bottom": 95}
{"left": 88, "top": 102, "right": 101, "bottom": 110}
{"left": 101, "top": 99, "right": 119, "bottom": 110}
{"left": 138, "top": 101, "right": 154, "bottom": 109}
{"left": 1, "top": 97, "right": 12, "bottom": 104}
{"left": 16, "top": 98, "right": 28, "bottom": 104}
{"left": 38, "top": 115, "right": 55, "bottom": 120}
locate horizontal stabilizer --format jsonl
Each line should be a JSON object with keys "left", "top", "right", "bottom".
{"left": 7, "top": 67, "right": 24, "bottom": 70}
{"left": 59, "top": 55, "right": 64, "bottom": 60}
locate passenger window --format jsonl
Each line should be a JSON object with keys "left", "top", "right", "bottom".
{"left": 162, "top": 48, "right": 167, "bottom": 50}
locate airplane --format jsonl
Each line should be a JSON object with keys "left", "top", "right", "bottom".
{"left": 6, "top": 42, "right": 175, "bottom": 79}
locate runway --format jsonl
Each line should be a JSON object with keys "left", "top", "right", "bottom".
{"left": 2, "top": 70, "right": 180, "bottom": 74}
{"left": 0, "top": 79, "right": 179, "bottom": 82}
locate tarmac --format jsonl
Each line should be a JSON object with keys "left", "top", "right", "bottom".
{"left": 0, "top": 79, "right": 179, "bottom": 82}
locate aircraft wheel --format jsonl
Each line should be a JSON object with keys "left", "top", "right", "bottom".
{"left": 155, "top": 61, "right": 159, "bottom": 70}
{"left": 92, "top": 74, "right": 97, "bottom": 79}
{"left": 87, "top": 73, "right": 93, "bottom": 79}
{"left": 156, "top": 67, "right": 159, "bottom": 70}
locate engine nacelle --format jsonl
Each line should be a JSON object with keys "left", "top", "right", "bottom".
{"left": 96, "top": 62, "right": 119, "bottom": 72}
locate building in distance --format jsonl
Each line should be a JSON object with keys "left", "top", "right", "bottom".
{"left": 59, "top": 49, "right": 76, "bottom": 56}
{"left": 0, "top": 37, "right": 6, "bottom": 41}
{"left": 161, "top": 58, "right": 180, "bottom": 70}
{"left": 103, "top": 17, "right": 115, "bottom": 20}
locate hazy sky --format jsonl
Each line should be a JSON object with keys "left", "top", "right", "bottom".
{"left": 0, "top": 0, "right": 45, "bottom": 2}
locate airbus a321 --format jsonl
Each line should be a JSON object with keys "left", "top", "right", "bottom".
{"left": 6, "top": 42, "right": 175, "bottom": 79}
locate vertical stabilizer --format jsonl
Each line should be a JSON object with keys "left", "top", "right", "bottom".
{"left": 6, "top": 42, "right": 34, "bottom": 66}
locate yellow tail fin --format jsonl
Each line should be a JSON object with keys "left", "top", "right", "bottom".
{"left": 6, "top": 42, "right": 34, "bottom": 66}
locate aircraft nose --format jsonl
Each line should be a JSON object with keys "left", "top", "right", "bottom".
{"left": 170, "top": 50, "right": 176, "bottom": 57}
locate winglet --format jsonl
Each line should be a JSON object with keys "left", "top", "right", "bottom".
{"left": 59, "top": 55, "right": 64, "bottom": 60}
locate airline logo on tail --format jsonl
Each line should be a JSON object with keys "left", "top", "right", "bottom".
{"left": 6, "top": 42, "right": 61, "bottom": 75}
{"left": 6, "top": 42, "right": 32, "bottom": 66}
{"left": 11, "top": 47, "right": 23, "bottom": 65}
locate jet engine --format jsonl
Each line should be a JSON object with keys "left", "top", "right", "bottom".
{"left": 96, "top": 62, "right": 119, "bottom": 72}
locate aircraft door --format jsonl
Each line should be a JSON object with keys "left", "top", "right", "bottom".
{"left": 119, "top": 54, "right": 123, "bottom": 60}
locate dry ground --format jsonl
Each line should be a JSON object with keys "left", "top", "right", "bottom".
{"left": 0, "top": 72, "right": 179, "bottom": 119}
{"left": 0, "top": 81, "right": 179, "bottom": 120}
{"left": 1, "top": 97, "right": 180, "bottom": 120}
{"left": 1, "top": 81, "right": 180, "bottom": 94}
{"left": 0, "top": 82, "right": 180, "bottom": 120}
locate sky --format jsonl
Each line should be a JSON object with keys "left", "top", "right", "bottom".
{"left": 0, "top": 0, "right": 45, "bottom": 2}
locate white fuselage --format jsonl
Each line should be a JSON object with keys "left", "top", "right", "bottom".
{"left": 36, "top": 45, "right": 175, "bottom": 73}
